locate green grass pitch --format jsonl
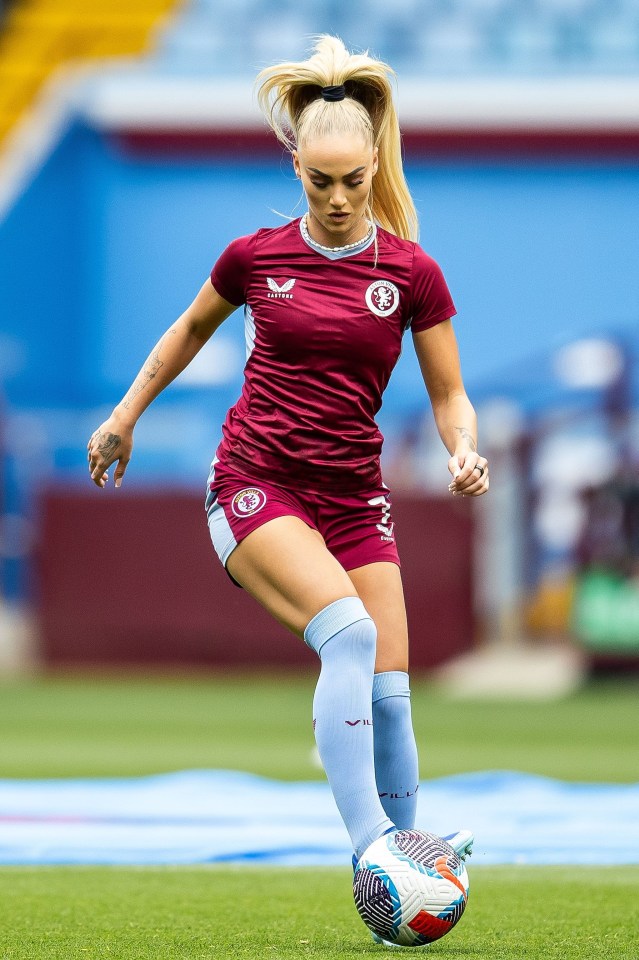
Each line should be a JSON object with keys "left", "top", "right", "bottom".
{"left": 0, "top": 865, "right": 637, "bottom": 959}
{"left": 0, "top": 674, "right": 636, "bottom": 781}
{"left": 0, "top": 674, "right": 637, "bottom": 958}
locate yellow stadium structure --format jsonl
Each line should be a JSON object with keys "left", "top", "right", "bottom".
{"left": 0, "top": 0, "right": 181, "bottom": 143}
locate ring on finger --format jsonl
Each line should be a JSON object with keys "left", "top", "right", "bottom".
{"left": 473, "top": 464, "right": 485, "bottom": 477}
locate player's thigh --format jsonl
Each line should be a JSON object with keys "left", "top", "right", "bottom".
{"left": 347, "top": 561, "right": 409, "bottom": 673}
{"left": 226, "top": 515, "right": 358, "bottom": 638}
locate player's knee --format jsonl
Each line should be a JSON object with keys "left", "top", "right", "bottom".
{"left": 304, "top": 596, "right": 377, "bottom": 658}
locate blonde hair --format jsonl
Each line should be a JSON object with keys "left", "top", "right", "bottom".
{"left": 256, "top": 35, "right": 418, "bottom": 242}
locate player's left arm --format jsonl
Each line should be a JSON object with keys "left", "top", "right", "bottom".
{"left": 412, "top": 319, "right": 489, "bottom": 497}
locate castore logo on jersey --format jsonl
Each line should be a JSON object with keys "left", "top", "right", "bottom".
{"left": 267, "top": 277, "right": 296, "bottom": 299}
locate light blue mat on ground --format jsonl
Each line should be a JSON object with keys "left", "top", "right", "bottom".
{"left": 0, "top": 770, "right": 637, "bottom": 866}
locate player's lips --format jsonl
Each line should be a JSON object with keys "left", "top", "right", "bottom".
{"left": 328, "top": 212, "right": 350, "bottom": 221}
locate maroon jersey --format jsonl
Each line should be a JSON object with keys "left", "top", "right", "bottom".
{"left": 210, "top": 218, "right": 455, "bottom": 493}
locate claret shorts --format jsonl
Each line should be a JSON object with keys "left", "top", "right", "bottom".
{"left": 205, "top": 457, "right": 400, "bottom": 580}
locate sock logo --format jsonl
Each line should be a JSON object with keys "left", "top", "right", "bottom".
{"left": 345, "top": 719, "right": 373, "bottom": 726}
{"left": 378, "top": 787, "right": 418, "bottom": 799}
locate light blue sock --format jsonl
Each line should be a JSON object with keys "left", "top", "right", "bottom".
{"left": 305, "top": 597, "right": 395, "bottom": 859}
{"left": 372, "top": 671, "right": 419, "bottom": 830}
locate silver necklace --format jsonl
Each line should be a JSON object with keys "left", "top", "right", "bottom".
{"left": 301, "top": 213, "right": 373, "bottom": 253}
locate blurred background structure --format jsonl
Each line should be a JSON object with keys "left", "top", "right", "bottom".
{"left": 1, "top": 0, "right": 638, "bottom": 683}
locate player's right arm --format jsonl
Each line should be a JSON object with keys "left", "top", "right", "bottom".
{"left": 87, "top": 280, "right": 237, "bottom": 489}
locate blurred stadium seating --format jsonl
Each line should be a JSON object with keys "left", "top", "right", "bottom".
{"left": 150, "top": 0, "right": 639, "bottom": 78}
{"left": 2, "top": 0, "right": 639, "bottom": 147}
{"left": 1, "top": 0, "right": 638, "bottom": 669}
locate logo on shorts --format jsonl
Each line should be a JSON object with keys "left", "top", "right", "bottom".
{"left": 368, "top": 495, "right": 395, "bottom": 540}
{"left": 267, "top": 277, "right": 296, "bottom": 299}
{"left": 231, "top": 487, "right": 267, "bottom": 517}
{"left": 365, "top": 280, "right": 400, "bottom": 317}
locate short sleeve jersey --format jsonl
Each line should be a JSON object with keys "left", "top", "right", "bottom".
{"left": 210, "top": 218, "right": 456, "bottom": 493}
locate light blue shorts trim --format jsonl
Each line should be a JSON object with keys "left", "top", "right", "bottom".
{"left": 205, "top": 459, "right": 238, "bottom": 568}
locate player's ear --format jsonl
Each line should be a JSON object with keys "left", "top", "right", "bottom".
{"left": 292, "top": 150, "right": 301, "bottom": 178}
{"left": 372, "top": 146, "right": 379, "bottom": 177}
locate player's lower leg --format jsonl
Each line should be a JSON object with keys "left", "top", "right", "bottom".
{"left": 305, "top": 597, "right": 395, "bottom": 859}
{"left": 372, "top": 670, "right": 419, "bottom": 829}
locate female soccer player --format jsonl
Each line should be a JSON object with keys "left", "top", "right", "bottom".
{"left": 87, "top": 34, "right": 487, "bottom": 909}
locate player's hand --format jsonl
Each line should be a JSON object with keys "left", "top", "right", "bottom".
{"left": 447, "top": 450, "right": 489, "bottom": 498}
{"left": 87, "top": 415, "right": 133, "bottom": 489}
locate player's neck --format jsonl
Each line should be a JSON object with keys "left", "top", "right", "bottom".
{"left": 303, "top": 213, "right": 372, "bottom": 252}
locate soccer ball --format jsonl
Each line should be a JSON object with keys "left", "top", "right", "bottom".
{"left": 353, "top": 830, "right": 469, "bottom": 947}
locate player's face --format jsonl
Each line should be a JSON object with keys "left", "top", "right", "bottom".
{"left": 293, "top": 135, "right": 378, "bottom": 248}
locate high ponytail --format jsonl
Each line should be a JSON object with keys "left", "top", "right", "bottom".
{"left": 256, "top": 35, "right": 419, "bottom": 242}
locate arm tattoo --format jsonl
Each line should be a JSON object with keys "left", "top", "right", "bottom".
{"left": 122, "top": 335, "right": 168, "bottom": 409}
{"left": 96, "top": 430, "right": 121, "bottom": 460}
{"left": 455, "top": 426, "right": 476, "bottom": 452}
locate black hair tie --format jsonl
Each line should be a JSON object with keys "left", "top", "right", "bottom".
{"left": 321, "top": 84, "right": 346, "bottom": 102}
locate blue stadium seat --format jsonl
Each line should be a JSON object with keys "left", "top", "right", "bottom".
{"left": 151, "top": 0, "right": 639, "bottom": 76}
